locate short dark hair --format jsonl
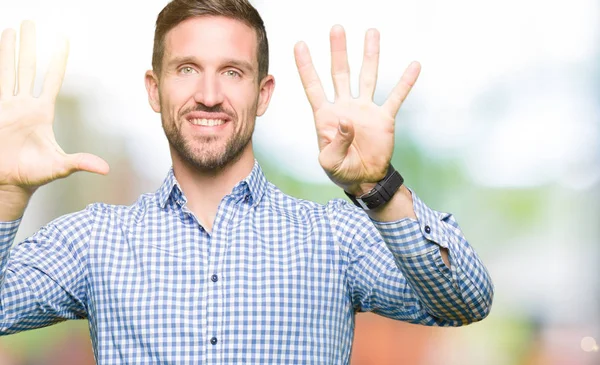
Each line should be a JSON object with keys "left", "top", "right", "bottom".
{"left": 152, "top": 0, "right": 269, "bottom": 80}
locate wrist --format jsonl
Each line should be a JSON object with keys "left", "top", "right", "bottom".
{"left": 343, "top": 182, "right": 377, "bottom": 197}
{"left": 365, "top": 185, "right": 416, "bottom": 221}
{"left": 343, "top": 164, "right": 404, "bottom": 211}
{"left": 0, "top": 185, "right": 35, "bottom": 221}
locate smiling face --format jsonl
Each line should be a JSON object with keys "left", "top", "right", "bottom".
{"left": 145, "top": 15, "right": 274, "bottom": 172}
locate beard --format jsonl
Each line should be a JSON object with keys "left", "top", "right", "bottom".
{"left": 161, "top": 103, "right": 255, "bottom": 172}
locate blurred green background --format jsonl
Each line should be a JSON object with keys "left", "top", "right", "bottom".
{"left": 0, "top": 0, "right": 598, "bottom": 364}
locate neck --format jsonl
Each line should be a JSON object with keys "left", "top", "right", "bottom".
{"left": 171, "top": 146, "right": 255, "bottom": 232}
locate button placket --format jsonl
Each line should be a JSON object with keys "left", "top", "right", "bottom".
{"left": 205, "top": 197, "right": 236, "bottom": 361}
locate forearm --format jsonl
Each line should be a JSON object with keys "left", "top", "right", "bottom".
{"left": 0, "top": 185, "right": 34, "bottom": 222}
{"left": 371, "top": 192, "right": 494, "bottom": 324}
{"left": 364, "top": 185, "right": 450, "bottom": 267}
{"left": 365, "top": 185, "right": 416, "bottom": 221}
{"left": 0, "top": 219, "right": 20, "bottom": 267}
{"left": 1, "top": 265, "right": 67, "bottom": 335}
{"left": 0, "top": 212, "right": 90, "bottom": 334}
{"left": 0, "top": 218, "right": 27, "bottom": 334}
{"left": 0, "top": 213, "right": 21, "bottom": 285}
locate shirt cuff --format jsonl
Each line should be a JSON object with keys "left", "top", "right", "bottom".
{"left": 371, "top": 187, "right": 450, "bottom": 257}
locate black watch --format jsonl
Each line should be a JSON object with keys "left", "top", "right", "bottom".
{"left": 344, "top": 164, "right": 404, "bottom": 211}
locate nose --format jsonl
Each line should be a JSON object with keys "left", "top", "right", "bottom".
{"left": 193, "top": 73, "right": 224, "bottom": 107}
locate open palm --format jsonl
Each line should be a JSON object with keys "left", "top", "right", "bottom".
{"left": 0, "top": 21, "right": 108, "bottom": 191}
{"left": 294, "top": 25, "right": 420, "bottom": 195}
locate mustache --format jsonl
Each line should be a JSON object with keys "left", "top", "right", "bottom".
{"left": 180, "top": 104, "right": 235, "bottom": 119}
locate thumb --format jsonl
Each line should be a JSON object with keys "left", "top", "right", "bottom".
{"left": 334, "top": 119, "right": 354, "bottom": 153}
{"left": 320, "top": 119, "right": 354, "bottom": 169}
{"left": 64, "top": 153, "right": 110, "bottom": 176}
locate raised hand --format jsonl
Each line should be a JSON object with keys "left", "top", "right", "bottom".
{"left": 294, "top": 25, "right": 420, "bottom": 196}
{"left": 0, "top": 21, "right": 109, "bottom": 194}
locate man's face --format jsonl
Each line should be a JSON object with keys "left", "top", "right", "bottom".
{"left": 147, "top": 16, "right": 273, "bottom": 172}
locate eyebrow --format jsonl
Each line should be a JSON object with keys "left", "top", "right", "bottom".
{"left": 166, "top": 56, "right": 256, "bottom": 74}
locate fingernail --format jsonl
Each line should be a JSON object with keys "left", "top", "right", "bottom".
{"left": 339, "top": 120, "right": 349, "bottom": 135}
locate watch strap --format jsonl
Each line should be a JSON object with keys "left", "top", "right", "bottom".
{"left": 344, "top": 164, "right": 404, "bottom": 211}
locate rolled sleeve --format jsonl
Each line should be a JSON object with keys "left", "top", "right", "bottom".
{"left": 371, "top": 189, "right": 493, "bottom": 323}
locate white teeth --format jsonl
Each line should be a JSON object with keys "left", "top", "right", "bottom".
{"left": 190, "top": 118, "right": 226, "bottom": 126}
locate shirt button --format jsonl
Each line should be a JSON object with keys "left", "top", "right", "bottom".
{"left": 211, "top": 274, "right": 218, "bottom": 282}
{"left": 244, "top": 195, "right": 250, "bottom": 203}
{"left": 210, "top": 337, "right": 218, "bottom": 345}
{"left": 424, "top": 225, "right": 431, "bottom": 234}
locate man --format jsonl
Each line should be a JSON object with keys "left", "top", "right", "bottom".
{"left": 0, "top": 0, "right": 493, "bottom": 363}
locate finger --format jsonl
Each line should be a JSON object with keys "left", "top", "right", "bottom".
{"left": 41, "top": 36, "right": 69, "bottom": 103}
{"left": 0, "top": 28, "right": 17, "bottom": 98}
{"left": 359, "top": 29, "right": 380, "bottom": 101}
{"left": 319, "top": 119, "right": 354, "bottom": 171}
{"left": 63, "top": 153, "right": 110, "bottom": 176}
{"left": 382, "top": 61, "right": 421, "bottom": 117}
{"left": 17, "top": 20, "right": 36, "bottom": 96}
{"left": 330, "top": 25, "right": 351, "bottom": 99}
{"left": 294, "top": 41, "right": 327, "bottom": 112}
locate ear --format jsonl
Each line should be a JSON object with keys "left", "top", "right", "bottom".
{"left": 256, "top": 75, "right": 275, "bottom": 117}
{"left": 145, "top": 70, "right": 161, "bottom": 113}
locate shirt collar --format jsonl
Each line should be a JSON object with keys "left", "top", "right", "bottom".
{"left": 236, "top": 159, "right": 268, "bottom": 207}
{"left": 156, "top": 167, "right": 182, "bottom": 209}
{"left": 156, "top": 160, "right": 268, "bottom": 209}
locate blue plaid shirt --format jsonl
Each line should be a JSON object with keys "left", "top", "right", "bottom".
{"left": 0, "top": 161, "right": 493, "bottom": 364}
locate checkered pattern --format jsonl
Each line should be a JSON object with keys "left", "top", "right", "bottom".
{"left": 0, "top": 161, "right": 493, "bottom": 364}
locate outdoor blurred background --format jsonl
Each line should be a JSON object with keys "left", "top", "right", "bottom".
{"left": 0, "top": 0, "right": 598, "bottom": 364}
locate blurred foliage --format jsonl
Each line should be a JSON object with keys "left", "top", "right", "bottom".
{"left": 0, "top": 320, "right": 89, "bottom": 359}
